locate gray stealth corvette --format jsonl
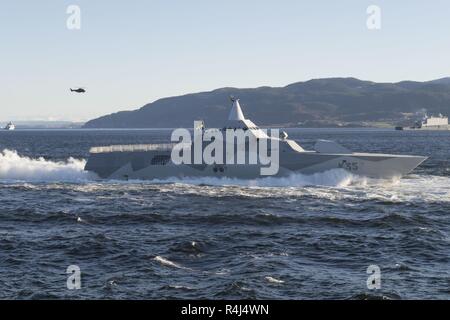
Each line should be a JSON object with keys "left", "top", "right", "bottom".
{"left": 85, "top": 99, "right": 427, "bottom": 180}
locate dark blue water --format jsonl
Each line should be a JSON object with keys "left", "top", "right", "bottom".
{"left": 0, "top": 129, "right": 449, "bottom": 299}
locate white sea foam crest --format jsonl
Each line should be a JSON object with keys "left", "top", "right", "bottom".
{"left": 265, "top": 276, "right": 285, "bottom": 284}
{"left": 0, "top": 149, "right": 93, "bottom": 182}
{"left": 150, "top": 169, "right": 364, "bottom": 188}
{"left": 154, "top": 256, "right": 191, "bottom": 270}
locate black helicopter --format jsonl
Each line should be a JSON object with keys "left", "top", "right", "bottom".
{"left": 70, "top": 87, "right": 86, "bottom": 93}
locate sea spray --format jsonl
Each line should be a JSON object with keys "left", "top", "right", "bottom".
{"left": 0, "top": 149, "right": 94, "bottom": 182}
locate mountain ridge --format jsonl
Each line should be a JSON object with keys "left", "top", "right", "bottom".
{"left": 83, "top": 77, "right": 450, "bottom": 128}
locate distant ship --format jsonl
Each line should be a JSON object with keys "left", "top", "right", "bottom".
{"left": 4, "top": 122, "right": 15, "bottom": 130}
{"left": 85, "top": 98, "right": 427, "bottom": 180}
{"left": 396, "top": 114, "right": 450, "bottom": 130}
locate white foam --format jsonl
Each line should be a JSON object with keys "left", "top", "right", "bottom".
{"left": 149, "top": 169, "right": 362, "bottom": 188}
{"left": 0, "top": 149, "right": 94, "bottom": 182}
{"left": 355, "top": 174, "right": 450, "bottom": 203}
{"left": 168, "top": 285, "right": 194, "bottom": 290}
{"left": 265, "top": 276, "right": 285, "bottom": 284}
{"left": 154, "top": 256, "right": 188, "bottom": 270}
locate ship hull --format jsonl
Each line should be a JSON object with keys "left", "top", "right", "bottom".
{"left": 85, "top": 150, "right": 427, "bottom": 180}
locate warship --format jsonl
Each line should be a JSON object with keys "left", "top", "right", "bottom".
{"left": 4, "top": 122, "right": 15, "bottom": 130}
{"left": 85, "top": 98, "right": 427, "bottom": 180}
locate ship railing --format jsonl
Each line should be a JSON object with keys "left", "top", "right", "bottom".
{"left": 89, "top": 143, "right": 191, "bottom": 154}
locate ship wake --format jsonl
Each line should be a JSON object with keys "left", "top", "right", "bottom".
{"left": 149, "top": 169, "right": 365, "bottom": 188}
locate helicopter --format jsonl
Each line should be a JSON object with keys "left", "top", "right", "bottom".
{"left": 70, "top": 87, "right": 86, "bottom": 93}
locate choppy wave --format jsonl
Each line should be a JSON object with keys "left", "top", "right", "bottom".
{"left": 0, "top": 149, "right": 94, "bottom": 182}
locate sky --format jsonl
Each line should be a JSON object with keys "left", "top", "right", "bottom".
{"left": 1, "top": 0, "right": 449, "bottom": 122}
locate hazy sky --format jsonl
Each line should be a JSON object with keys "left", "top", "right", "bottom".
{"left": 1, "top": 0, "right": 449, "bottom": 121}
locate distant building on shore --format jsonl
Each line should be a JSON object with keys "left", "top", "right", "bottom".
{"left": 396, "top": 114, "right": 450, "bottom": 130}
